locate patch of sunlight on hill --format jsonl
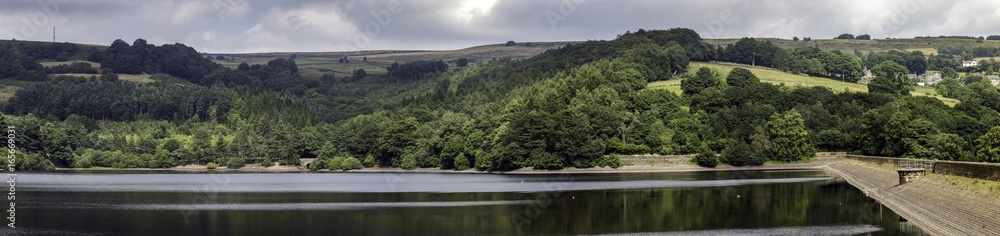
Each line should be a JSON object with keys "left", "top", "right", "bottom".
{"left": 646, "top": 62, "right": 959, "bottom": 107}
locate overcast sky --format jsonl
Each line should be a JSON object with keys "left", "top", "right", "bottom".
{"left": 2, "top": 0, "right": 999, "bottom": 53}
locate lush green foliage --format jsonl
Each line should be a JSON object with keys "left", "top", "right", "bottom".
{"left": 978, "top": 126, "right": 1000, "bottom": 162}
{"left": 766, "top": 109, "right": 814, "bottom": 162}
{"left": 682, "top": 67, "right": 720, "bottom": 95}
{"left": 15, "top": 152, "right": 55, "bottom": 171}
{"left": 454, "top": 153, "right": 470, "bottom": 170}
{"left": 714, "top": 38, "right": 862, "bottom": 82}
{"left": 386, "top": 60, "right": 448, "bottom": 81}
{"left": 101, "top": 39, "right": 219, "bottom": 81}
{"left": 5, "top": 28, "right": 1000, "bottom": 172}
{"left": 868, "top": 61, "right": 911, "bottom": 95}
{"left": 722, "top": 139, "right": 763, "bottom": 166}
{"left": 45, "top": 62, "right": 98, "bottom": 74}
{"left": 726, "top": 68, "right": 759, "bottom": 87}
{"left": 227, "top": 157, "right": 246, "bottom": 169}
{"left": 341, "top": 157, "right": 363, "bottom": 170}
{"left": 694, "top": 150, "right": 718, "bottom": 167}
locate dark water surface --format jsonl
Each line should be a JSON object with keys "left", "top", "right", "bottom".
{"left": 6, "top": 170, "right": 925, "bottom": 235}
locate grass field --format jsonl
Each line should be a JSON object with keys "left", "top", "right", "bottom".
{"left": 647, "top": 62, "right": 960, "bottom": 106}
{"left": 47, "top": 73, "right": 192, "bottom": 85}
{"left": 39, "top": 60, "right": 101, "bottom": 68}
{"left": 0, "top": 79, "right": 41, "bottom": 103}
{"left": 646, "top": 79, "right": 683, "bottom": 95}
{"left": 210, "top": 42, "right": 570, "bottom": 80}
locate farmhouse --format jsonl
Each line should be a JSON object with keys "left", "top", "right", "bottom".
{"left": 920, "top": 72, "right": 942, "bottom": 85}
{"left": 962, "top": 60, "right": 977, "bottom": 67}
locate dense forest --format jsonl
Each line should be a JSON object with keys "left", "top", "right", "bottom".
{"left": 2, "top": 28, "right": 1000, "bottom": 171}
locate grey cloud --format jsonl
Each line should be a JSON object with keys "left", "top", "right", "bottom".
{"left": 2, "top": 0, "right": 1000, "bottom": 53}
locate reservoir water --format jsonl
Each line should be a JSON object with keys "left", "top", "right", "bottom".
{"left": 7, "top": 170, "right": 924, "bottom": 235}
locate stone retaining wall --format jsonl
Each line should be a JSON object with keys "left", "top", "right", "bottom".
{"left": 619, "top": 154, "right": 694, "bottom": 166}
{"left": 933, "top": 161, "right": 1000, "bottom": 181}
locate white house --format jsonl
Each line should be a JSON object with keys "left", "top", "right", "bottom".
{"left": 962, "top": 60, "right": 978, "bottom": 67}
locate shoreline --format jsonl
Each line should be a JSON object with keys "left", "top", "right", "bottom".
{"left": 48, "top": 160, "right": 835, "bottom": 174}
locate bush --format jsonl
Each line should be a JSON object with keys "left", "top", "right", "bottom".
{"left": 227, "top": 158, "right": 246, "bottom": 169}
{"left": 73, "top": 149, "right": 96, "bottom": 168}
{"left": 694, "top": 150, "right": 718, "bottom": 168}
{"left": 327, "top": 158, "right": 344, "bottom": 171}
{"left": 153, "top": 150, "right": 175, "bottom": 168}
{"left": 341, "top": 157, "right": 363, "bottom": 170}
{"left": 101, "top": 73, "right": 119, "bottom": 82}
{"left": 401, "top": 153, "right": 417, "bottom": 170}
{"left": 308, "top": 158, "right": 325, "bottom": 171}
{"left": 140, "top": 153, "right": 157, "bottom": 168}
{"left": 261, "top": 157, "right": 274, "bottom": 167}
{"left": 608, "top": 138, "right": 651, "bottom": 155}
{"left": 207, "top": 162, "right": 218, "bottom": 169}
{"left": 363, "top": 154, "right": 376, "bottom": 167}
{"left": 722, "top": 139, "right": 762, "bottom": 166}
{"left": 474, "top": 150, "right": 493, "bottom": 170}
{"left": 16, "top": 152, "right": 55, "bottom": 171}
{"left": 453, "top": 153, "right": 470, "bottom": 170}
{"left": 595, "top": 154, "right": 622, "bottom": 168}
{"left": 529, "top": 149, "right": 563, "bottom": 170}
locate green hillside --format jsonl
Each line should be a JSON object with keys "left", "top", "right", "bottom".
{"left": 3, "top": 28, "right": 1000, "bottom": 172}
{"left": 648, "top": 62, "right": 960, "bottom": 106}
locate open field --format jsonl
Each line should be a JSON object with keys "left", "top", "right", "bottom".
{"left": 39, "top": 60, "right": 101, "bottom": 68}
{"left": 48, "top": 73, "right": 192, "bottom": 85}
{"left": 50, "top": 73, "right": 155, "bottom": 83}
{"left": 646, "top": 78, "right": 683, "bottom": 95}
{"left": 647, "top": 62, "right": 960, "bottom": 106}
{"left": 689, "top": 62, "right": 869, "bottom": 92}
{"left": 973, "top": 57, "right": 1000, "bottom": 62}
{"left": 0, "top": 79, "right": 41, "bottom": 103}
{"left": 118, "top": 74, "right": 156, "bottom": 83}
{"left": 705, "top": 37, "right": 1000, "bottom": 53}
{"left": 211, "top": 42, "right": 570, "bottom": 79}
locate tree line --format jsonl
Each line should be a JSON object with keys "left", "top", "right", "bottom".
{"left": 98, "top": 39, "right": 220, "bottom": 82}
{"left": 6, "top": 28, "right": 1000, "bottom": 171}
